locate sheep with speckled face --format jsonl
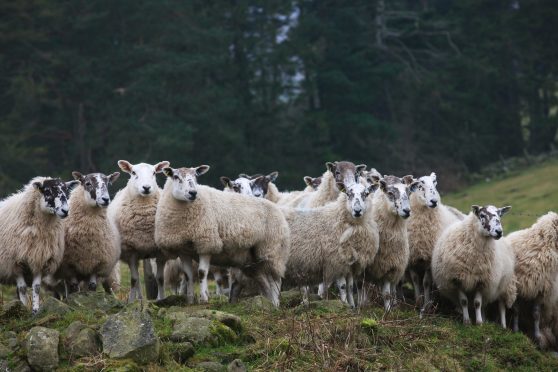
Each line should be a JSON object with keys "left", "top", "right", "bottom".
{"left": 108, "top": 160, "right": 170, "bottom": 301}
{"left": 432, "top": 205, "right": 516, "bottom": 327}
{"left": 55, "top": 171, "right": 121, "bottom": 295}
{"left": 155, "top": 165, "right": 290, "bottom": 307}
{"left": 0, "top": 177, "right": 79, "bottom": 313}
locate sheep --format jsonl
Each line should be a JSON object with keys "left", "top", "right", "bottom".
{"left": 220, "top": 176, "right": 253, "bottom": 196}
{"left": 504, "top": 212, "right": 558, "bottom": 342}
{"left": 365, "top": 175, "right": 419, "bottom": 311}
{"left": 108, "top": 160, "right": 170, "bottom": 301}
{"left": 55, "top": 171, "right": 121, "bottom": 294}
{"left": 431, "top": 205, "right": 516, "bottom": 327}
{"left": 155, "top": 165, "right": 290, "bottom": 307}
{"left": 406, "top": 172, "right": 462, "bottom": 311}
{"left": 282, "top": 181, "right": 379, "bottom": 307}
{"left": 251, "top": 172, "right": 311, "bottom": 207}
{"left": 303, "top": 176, "right": 322, "bottom": 190}
{"left": 0, "top": 177, "right": 79, "bottom": 313}
{"left": 305, "top": 161, "right": 366, "bottom": 208}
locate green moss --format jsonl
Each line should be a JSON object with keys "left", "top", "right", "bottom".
{"left": 209, "top": 321, "right": 238, "bottom": 346}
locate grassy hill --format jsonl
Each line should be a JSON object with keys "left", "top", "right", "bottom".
{"left": 444, "top": 159, "right": 558, "bottom": 232}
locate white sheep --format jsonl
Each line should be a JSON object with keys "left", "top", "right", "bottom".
{"left": 365, "top": 175, "right": 418, "bottom": 311}
{"left": 155, "top": 165, "right": 290, "bottom": 307}
{"left": 406, "top": 172, "right": 461, "bottom": 311}
{"left": 432, "top": 205, "right": 517, "bottom": 327}
{"left": 0, "top": 177, "right": 79, "bottom": 313}
{"left": 250, "top": 172, "right": 312, "bottom": 207}
{"left": 505, "top": 212, "right": 558, "bottom": 342}
{"left": 108, "top": 160, "right": 170, "bottom": 301}
{"left": 220, "top": 175, "right": 254, "bottom": 196}
{"left": 305, "top": 161, "right": 366, "bottom": 208}
{"left": 56, "top": 171, "right": 121, "bottom": 294}
{"left": 282, "top": 181, "right": 379, "bottom": 307}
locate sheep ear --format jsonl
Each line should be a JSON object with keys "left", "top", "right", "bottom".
{"left": 409, "top": 181, "right": 420, "bottom": 193}
{"left": 356, "top": 164, "right": 367, "bottom": 177}
{"left": 368, "top": 174, "right": 381, "bottom": 184}
{"left": 402, "top": 175, "right": 414, "bottom": 185}
{"left": 108, "top": 172, "right": 120, "bottom": 185}
{"left": 267, "top": 171, "right": 278, "bottom": 183}
{"left": 66, "top": 180, "right": 80, "bottom": 192}
{"left": 303, "top": 176, "right": 313, "bottom": 187}
{"left": 155, "top": 161, "right": 170, "bottom": 174}
{"left": 326, "top": 162, "right": 336, "bottom": 173}
{"left": 118, "top": 160, "right": 133, "bottom": 174}
{"left": 220, "top": 176, "right": 233, "bottom": 188}
{"left": 367, "top": 183, "right": 379, "bottom": 194}
{"left": 195, "top": 165, "right": 210, "bottom": 176}
{"left": 163, "top": 167, "right": 174, "bottom": 178}
{"left": 430, "top": 172, "right": 437, "bottom": 184}
{"left": 498, "top": 206, "right": 512, "bottom": 217}
{"left": 379, "top": 179, "right": 388, "bottom": 192}
{"left": 336, "top": 182, "right": 347, "bottom": 194}
{"left": 472, "top": 205, "right": 481, "bottom": 216}
{"left": 238, "top": 173, "right": 250, "bottom": 179}
{"left": 33, "top": 181, "right": 44, "bottom": 193}
{"left": 72, "top": 171, "right": 84, "bottom": 183}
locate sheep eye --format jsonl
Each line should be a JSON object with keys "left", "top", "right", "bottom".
{"left": 85, "top": 182, "right": 92, "bottom": 187}
{"left": 173, "top": 175, "right": 179, "bottom": 180}
{"left": 131, "top": 171, "right": 136, "bottom": 176}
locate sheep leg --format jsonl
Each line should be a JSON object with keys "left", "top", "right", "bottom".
{"left": 179, "top": 256, "right": 195, "bottom": 304}
{"left": 336, "top": 277, "right": 348, "bottom": 304}
{"left": 346, "top": 274, "right": 355, "bottom": 308}
{"left": 499, "top": 299, "right": 507, "bottom": 329}
{"left": 68, "top": 278, "right": 80, "bottom": 293}
{"left": 267, "top": 274, "right": 281, "bottom": 307}
{"left": 16, "top": 274, "right": 28, "bottom": 306}
{"left": 458, "top": 290, "right": 471, "bottom": 325}
{"left": 229, "top": 277, "right": 244, "bottom": 304}
{"left": 88, "top": 274, "right": 97, "bottom": 291}
{"left": 198, "top": 255, "right": 211, "bottom": 303}
{"left": 178, "top": 276, "right": 187, "bottom": 296}
{"left": 474, "top": 291, "right": 483, "bottom": 325}
{"left": 155, "top": 256, "right": 166, "bottom": 301}
{"left": 382, "top": 281, "right": 392, "bottom": 312}
{"left": 512, "top": 303, "right": 519, "bottom": 332}
{"left": 31, "top": 274, "right": 42, "bottom": 314}
{"left": 255, "top": 272, "right": 273, "bottom": 305}
{"left": 301, "top": 286, "right": 310, "bottom": 305}
{"left": 318, "top": 283, "right": 327, "bottom": 299}
{"left": 533, "top": 302, "right": 542, "bottom": 343}
{"left": 409, "top": 269, "right": 422, "bottom": 305}
{"left": 423, "top": 268, "right": 432, "bottom": 310}
{"left": 390, "top": 282, "right": 399, "bottom": 307}
{"left": 128, "top": 256, "right": 142, "bottom": 301}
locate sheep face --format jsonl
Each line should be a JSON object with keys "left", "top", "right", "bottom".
{"left": 326, "top": 161, "right": 367, "bottom": 187}
{"left": 472, "top": 205, "right": 511, "bottom": 239}
{"left": 304, "top": 176, "right": 322, "bottom": 190}
{"left": 163, "top": 165, "right": 210, "bottom": 202}
{"left": 250, "top": 172, "right": 278, "bottom": 198}
{"left": 72, "top": 172, "right": 120, "bottom": 207}
{"left": 379, "top": 175, "right": 419, "bottom": 219}
{"left": 33, "top": 179, "right": 79, "bottom": 218}
{"left": 414, "top": 172, "right": 440, "bottom": 208}
{"left": 220, "top": 176, "right": 253, "bottom": 196}
{"left": 338, "top": 182, "right": 377, "bottom": 218}
{"left": 118, "top": 160, "right": 169, "bottom": 197}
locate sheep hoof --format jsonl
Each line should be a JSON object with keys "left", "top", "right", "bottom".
{"left": 463, "top": 319, "right": 471, "bottom": 325}
{"left": 32, "top": 308, "right": 40, "bottom": 316}
{"left": 88, "top": 282, "right": 97, "bottom": 291}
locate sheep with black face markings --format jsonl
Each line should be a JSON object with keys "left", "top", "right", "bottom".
{"left": 55, "top": 171, "right": 121, "bottom": 294}
{"left": 0, "top": 177, "right": 79, "bottom": 313}
{"left": 108, "top": 160, "right": 170, "bottom": 301}
{"left": 155, "top": 165, "right": 290, "bottom": 307}
{"left": 432, "top": 205, "right": 516, "bottom": 327}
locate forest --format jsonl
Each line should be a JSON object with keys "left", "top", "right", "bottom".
{"left": 1, "top": 0, "right": 557, "bottom": 194}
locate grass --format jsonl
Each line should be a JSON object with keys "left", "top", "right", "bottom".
{"left": 444, "top": 158, "right": 558, "bottom": 232}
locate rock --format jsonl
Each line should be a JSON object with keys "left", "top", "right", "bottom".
{"left": 168, "top": 314, "right": 237, "bottom": 346}
{"left": 101, "top": 308, "right": 159, "bottom": 363}
{"left": 0, "top": 342, "right": 10, "bottom": 358}
{"left": 241, "top": 295, "right": 274, "bottom": 312}
{"left": 307, "top": 299, "right": 350, "bottom": 313}
{"left": 227, "top": 359, "right": 246, "bottom": 372}
{"left": 280, "top": 289, "right": 321, "bottom": 308}
{"left": 64, "top": 321, "right": 86, "bottom": 342}
{"left": 39, "top": 297, "right": 72, "bottom": 316}
{"left": 190, "top": 310, "right": 243, "bottom": 333}
{"left": 154, "top": 295, "right": 189, "bottom": 308}
{"left": 9, "top": 358, "right": 31, "bottom": 372}
{"left": 68, "top": 328, "right": 100, "bottom": 357}
{"left": 26, "top": 327, "right": 60, "bottom": 371}
{"left": 67, "top": 291, "right": 123, "bottom": 312}
{"left": 197, "top": 361, "right": 225, "bottom": 372}
{"left": 5, "top": 331, "right": 18, "bottom": 348}
{"left": 166, "top": 342, "right": 195, "bottom": 363}
{"left": 1, "top": 300, "right": 30, "bottom": 319}
{"left": 0, "top": 360, "right": 8, "bottom": 371}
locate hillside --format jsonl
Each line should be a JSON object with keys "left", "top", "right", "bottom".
{"left": 444, "top": 159, "right": 558, "bottom": 232}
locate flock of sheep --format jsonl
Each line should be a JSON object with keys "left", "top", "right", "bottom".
{"left": 1, "top": 159, "right": 557, "bottom": 349}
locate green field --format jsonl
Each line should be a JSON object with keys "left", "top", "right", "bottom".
{"left": 444, "top": 159, "right": 558, "bottom": 233}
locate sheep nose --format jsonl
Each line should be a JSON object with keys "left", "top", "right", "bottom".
{"left": 403, "top": 208, "right": 411, "bottom": 218}
{"left": 495, "top": 229, "right": 503, "bottom": 238}
{"left": 354, "top": 209, "right": 362, "bottom": 217}
{"left": 142, "top": 185, "right": 151, "bottom": 193}
{"left": 61, "top": 208, "right": 69, "bottom": 217}
{"left": 102, "top": 197, "right": 110, "bottom": 205}
{"left": 189, "top": 191, "right": 197, "bottom": 197}
{"left": 430, "top": 200, "right": 438, "bottom": 207}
